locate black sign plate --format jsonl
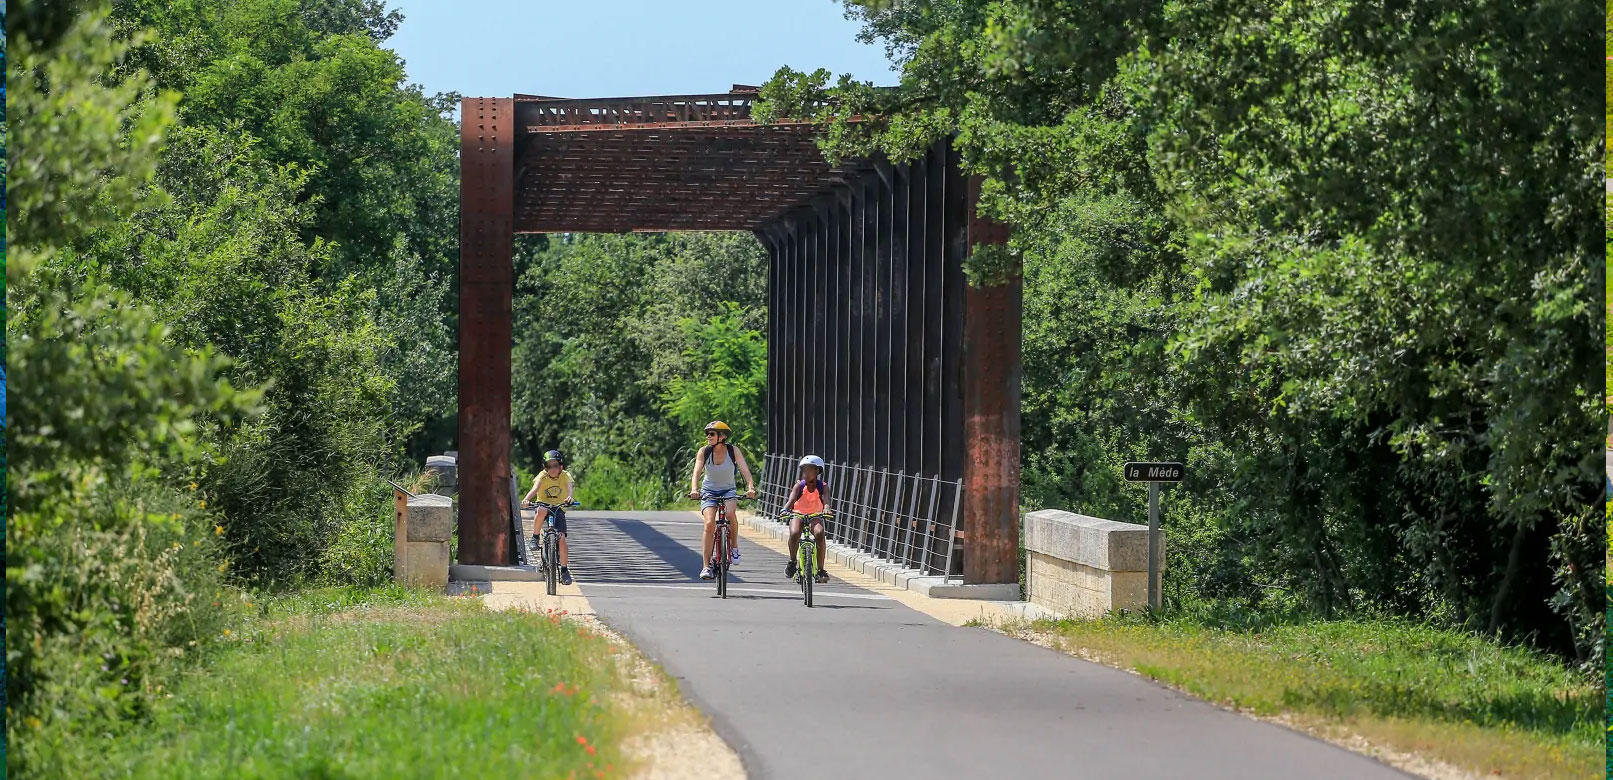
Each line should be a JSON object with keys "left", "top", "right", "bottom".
{"left": 1124, "top": 462, "right": 1184, "bottom": 482}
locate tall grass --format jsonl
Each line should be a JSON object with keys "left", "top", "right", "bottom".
{"left": 29, "top": 587, "right": 639, "bottom": 779}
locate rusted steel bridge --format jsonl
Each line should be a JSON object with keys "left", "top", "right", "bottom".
{"left": 458, "top": 88, "right": 1021, "bottom": 583}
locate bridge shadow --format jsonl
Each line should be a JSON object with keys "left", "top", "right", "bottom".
{"left": 570, "top": 514, "right": 753, "bottom": 584}
{"left": 716, "top": 593, "right": 885, "bottom": 609}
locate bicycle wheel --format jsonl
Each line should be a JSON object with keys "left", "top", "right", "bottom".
{"left": 715, "top": 525, "right": 728, "bottom": 599}
{"left": 802, "top": 541, "right": 814, "bottom": 608}
{"left": 544, "top": 532, "right": 558, "bottom": 596}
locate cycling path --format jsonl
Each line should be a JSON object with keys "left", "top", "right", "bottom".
{"left": 560, "top": 510, "right": 1413, "bottom": 780}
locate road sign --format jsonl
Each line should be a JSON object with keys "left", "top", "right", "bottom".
{"left": 1123, "top": 460, "right": 1183, "bottom": 611}
{"left": 1124, "top": 462, "right": 1184, "bottom": 483}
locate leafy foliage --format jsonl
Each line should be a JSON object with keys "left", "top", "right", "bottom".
{"left": 663, "top": 304, "right": 768, "bottom": 455}
{"left": 761, "top": 0, "right": 1604, "bottom": 663}
{"left": 113, "top": 0, "right": 462, "bottom": 453}
{"left": 7, "top": 1, "right": 464, "bottom": 767}
{"left": 512, "top": 233, "right": 769, "bottom": 507}
{"left": 5, "top": 12, "right": 249, "bottom": 772}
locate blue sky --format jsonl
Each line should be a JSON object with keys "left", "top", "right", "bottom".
{"left": 386, "top": 0, "right": 899, "bottom": 100}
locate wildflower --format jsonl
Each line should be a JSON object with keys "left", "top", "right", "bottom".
{"left": 215, "top": 525, "right": 224, "bottom": 536}
{"left": 576, "top": 736, "right": 588, "bottom": 746}
{"left": 585, "top": 745, "right": 596, "bottom": 756}
{"left": 223, "top": 629, "right": 232, "bottom": 637}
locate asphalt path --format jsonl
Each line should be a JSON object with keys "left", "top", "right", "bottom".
{"left": 562, "top": 510, "right": 1414, "bottom": 780}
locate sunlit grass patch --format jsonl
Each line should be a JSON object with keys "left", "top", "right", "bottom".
{"left": 1039, "top": 615, "right": 1599, "bottom": 779}
{"left": 31, "top": 587, "right": 638, "bottom": 780}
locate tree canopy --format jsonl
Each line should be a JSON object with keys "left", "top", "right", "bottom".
{"left": 760, "top": 0, "right": 1603, "bottom": 663}
{"left": 511, "top": 233, "right": 769, "bottom": 507}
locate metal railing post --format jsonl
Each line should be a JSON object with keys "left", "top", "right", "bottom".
{"left": 837, "top": 464, "right": 861, "bottom": 546}
{"left": 760, "top": 454, "right": 771, "bottom": 517}
{"left": 901, "top": 473, "right": 922, "bottom": 569}
{"left": 943, "top": 478, "right": 963, "bottom": 582}
{"left": 863, "top": 468, "right": 886, "bottom": 551}
{"left": 922, "top": 476, "right": 942, "bottom": 574}
{"left": 886, "top": 471, "right": 907, "bottom": 559}
{"left": 766, "top": 454, "right": 780, "bottom": 518}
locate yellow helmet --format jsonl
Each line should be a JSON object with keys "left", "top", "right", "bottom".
{"left": 704, "top": 420, "right": 731, "bottom": 434}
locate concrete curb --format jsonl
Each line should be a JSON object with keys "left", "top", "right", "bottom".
{"left": 449, "top": 563, "right": 544, "bottom": 582}
{"left": 737, "top": 512, "right": 1024, "bottom": 603}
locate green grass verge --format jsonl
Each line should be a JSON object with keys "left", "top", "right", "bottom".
{"left": 1033, "top": 614, "right": 1600, "bottom": 780}
{"left": 27, "top": 585, "right": 637, "bottom": 779}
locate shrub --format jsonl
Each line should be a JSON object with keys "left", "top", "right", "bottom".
{"left": 7, "top": 481, "right": 234, "bottom": 772}
{"left": 317, "top": 475, "right": 398, "bottom": 588}
{"left": 575, "top": 454, "right": 676, "bottom": 511}
{"left": 6, "top": 262, "right": 249, "bottom": 775}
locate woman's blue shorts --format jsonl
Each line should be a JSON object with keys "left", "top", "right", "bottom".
{"left": 700, "top": 488, "right": 738, "bottom": 510}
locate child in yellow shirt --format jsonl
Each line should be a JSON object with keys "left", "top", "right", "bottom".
{"left": 522, "top": 449, "right": 577, "bottom": 584}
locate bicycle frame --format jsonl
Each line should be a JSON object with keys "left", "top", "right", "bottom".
{"left": 528, "top": 501, "right": 574, "bottom": 596}
{"left": 787, "top": 511, "right": 832, "bottom": 608}
{"left": 698, "top": 494, "right": 750, "bottom": 599}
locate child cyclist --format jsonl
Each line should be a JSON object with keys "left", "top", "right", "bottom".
{"left": 783, "top": 455, "right": 832, "bottom": 584}
{"left": 522, "top": 449, "right": 576, "bottom": 585}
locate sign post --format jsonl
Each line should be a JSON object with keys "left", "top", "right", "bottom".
{"left": 1123, "top": 462, "right": 1184, "bottom": 611}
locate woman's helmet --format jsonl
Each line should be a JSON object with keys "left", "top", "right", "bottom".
{"left": 704, "top": 420, "right": 731, "bottom": 435}
{"left": 799, "top": 455, "right": 825, "bottom": 470}
{"left": 543, "top": 449, "right": 564, "bottom": 465}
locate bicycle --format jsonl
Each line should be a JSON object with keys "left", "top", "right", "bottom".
{"left": 692, "top": 493, "right": 752, "bottom": 599}
{"left": 525, "top": 499, "right": 578, "bottom": 596}
{"left": 784, "top": 510, "right": 833, "bottom": 608}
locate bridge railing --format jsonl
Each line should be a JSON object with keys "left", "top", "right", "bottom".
{"left": 759, "top": 453, "right": 963, "bottom": 581}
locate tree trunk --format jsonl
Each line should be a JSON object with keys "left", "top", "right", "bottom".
{"left": 1486, "top": 519, "right": 1530, "bottom": 635}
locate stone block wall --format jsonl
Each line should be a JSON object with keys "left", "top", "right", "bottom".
{"left": 396, "top": 493, "right": 454, "bottom": 587}
{"left": 1023, "top": 509, "right": 1161, "bottom": 618}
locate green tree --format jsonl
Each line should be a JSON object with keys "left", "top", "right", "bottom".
{"left": 511, "top": 233, "right": 769, "bottom": 507}
{"left": 6, "top": 11, "right": 251, "bottom": 770}
{"left": 75, "top": 122, "right": 396, "bottom": 583}
{"left": 112, "top": 0, "right": 462, "bottom": 451}
{"left": 760, "top": 0, "right": 1604, "bottom": 661}
{"left": 663, "top": 304, "right": 768, "bottom": 456}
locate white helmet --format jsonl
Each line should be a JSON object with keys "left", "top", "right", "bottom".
{"left": 799, "top": 455, "right": 825, "bottom": 470}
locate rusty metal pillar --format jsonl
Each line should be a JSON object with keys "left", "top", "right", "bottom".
{"left": 457, "top": 97, "right": 515, "bottom": 566}
{"left": 960, "top": 174, "right": 1022, "bottom": 584}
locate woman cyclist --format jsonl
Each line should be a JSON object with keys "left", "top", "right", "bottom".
{"left": 686, "top": 421, "right": 757, "bottom": 580}
{"left": 783, "top": 455, "right": 832, "bottom": 584}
